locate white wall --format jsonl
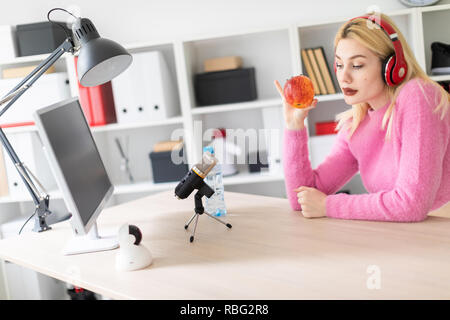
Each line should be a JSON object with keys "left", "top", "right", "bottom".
{"left": 0, "top": 0, "right": 412, "bottom": 46}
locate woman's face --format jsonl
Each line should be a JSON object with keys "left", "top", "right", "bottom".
{"left": 335, "top": 38, "right": 388, "bottom": 109}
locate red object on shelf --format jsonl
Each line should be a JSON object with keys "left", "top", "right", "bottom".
{"left": 77, "top": 80, "right": 94, "bottom": 125}
{"left": 74, "top": 57, "right": 117, "bottom": 126}
{"left": 315, "top": 121, "right": 338, "bottom": 135}
{"left": 0, "top": 121, "right": 35, "bottom": 128}
{"left": 212, "top": 128, "right": 227, "bottom": 139}
{"left": 88, "top": 81, "right": 117, "bottom": 126}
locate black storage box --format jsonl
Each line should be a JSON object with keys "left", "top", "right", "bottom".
{"left": 149, "top": 148, "right": 189, "bottom": 183}
{"left": 194, "top": 68, "right": 257, "bottom": 106}
{"left": 247, "top": 151, "right": 269, "bottom": 173}
{"left": 16, "top": 21, "right": 70, "bottom": 57}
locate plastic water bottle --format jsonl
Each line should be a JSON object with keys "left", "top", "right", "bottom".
{"left": 204, "top": 146, "right": 227, "bottom": 217}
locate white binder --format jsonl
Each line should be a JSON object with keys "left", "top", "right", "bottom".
{"left": 261, "top": 106, "right": 284, "bottom": 175}
{"left": 0, "top": 72, "right": 71, "bottom": 127}
{"left": 3, "top": 132, "right": 56, "bottom": 199}
{"left": 111, "top": 51, "right": 179, "bottom": 124}
{"left": 0, "top": 25, "right": 17, "bottom": 61}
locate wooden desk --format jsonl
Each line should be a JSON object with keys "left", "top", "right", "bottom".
{"left": 0, "top": 191, "right": 450, "bottom": 300}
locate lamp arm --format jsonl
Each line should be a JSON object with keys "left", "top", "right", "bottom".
{"left": 16, "top": 162, "right": 49, "bottom": 199}
{"left": 0, "top": 37, "right": 75, "bottom": 232}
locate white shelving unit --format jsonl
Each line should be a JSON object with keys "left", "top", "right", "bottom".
{"left": 190, "top": 98, "right": 281, "bottom": 115}
{"left": 0, "top": 4, "right": 449, "bottom": 218}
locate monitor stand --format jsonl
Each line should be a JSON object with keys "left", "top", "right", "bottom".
{"left": 62, "top": 222, "right": 119, "bottom": 255}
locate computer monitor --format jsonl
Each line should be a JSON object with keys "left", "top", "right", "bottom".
{"left": 34, "top": 98, "right": 118, "bottom": 255}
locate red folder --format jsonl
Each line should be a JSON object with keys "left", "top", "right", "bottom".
{"left": 74, "top": 57, "right": 117, "bottom": 126}
{"left": 88, "top": 81, "right": 117, "bottom": 126}
{"left": 315, "top": 121, "right": 338, "bottom": 135}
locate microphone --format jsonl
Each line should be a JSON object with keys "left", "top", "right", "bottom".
{"left": 175, "top": 148, "right": 232, "bottom": 242}
{"left": 174, "top": 149, "right": 217, "bottom": 200}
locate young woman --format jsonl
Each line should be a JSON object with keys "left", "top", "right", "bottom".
{"left": 275, "top": 12, "right": 450, "bottom": 222}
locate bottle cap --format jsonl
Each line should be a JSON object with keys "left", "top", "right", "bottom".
{"left": 212, "top": 128, "right": 226, "bottom": 139}
{"left": 203, "top": 146, "right": 214, "bottom": 154}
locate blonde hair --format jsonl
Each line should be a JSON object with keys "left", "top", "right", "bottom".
{"left": 334, "top": 12, "right": 450, "bottom": 140}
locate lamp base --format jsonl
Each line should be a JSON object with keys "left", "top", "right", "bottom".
{"left": 32, "top": 196, "right": 52, "bottom": 233}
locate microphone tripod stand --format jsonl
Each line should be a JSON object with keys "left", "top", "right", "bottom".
{"left": 184, "top": 187, "right": 232, "bottom": 243}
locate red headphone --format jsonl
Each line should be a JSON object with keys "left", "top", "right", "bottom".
{"left": 334, "top": 15, "right": 408, "bottom": 87}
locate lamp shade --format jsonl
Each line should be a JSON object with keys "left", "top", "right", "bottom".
{"left": 72, "top": 18, "right": 132, "bottom": 87}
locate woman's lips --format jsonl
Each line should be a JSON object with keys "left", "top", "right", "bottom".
{"left": 343, "top": 88, "right": 358, "bottom": 96}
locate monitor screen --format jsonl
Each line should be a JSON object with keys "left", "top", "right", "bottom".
{"left": 36, "top": 99, "right": 111, "bottom": 227}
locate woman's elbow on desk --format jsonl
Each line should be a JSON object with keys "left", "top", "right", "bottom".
{"left": 324, "top": 191, "right": 433, "bottom": 223}
{"left": 385, "top": 191, "right": 435, "bottom": 222}
{"left": 397, "top": 206, "right": 430, "bottom": 222}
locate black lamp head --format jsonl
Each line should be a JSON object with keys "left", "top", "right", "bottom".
{"left": 72, "top": 18, "right": 132, "bottom": 87}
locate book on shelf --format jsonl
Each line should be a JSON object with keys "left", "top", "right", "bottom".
{"left": 301, "top": 47, "right": 338, "bottom": 95}
{"left": 300, "top": 49, "right": 321, "bottom": 95}
{"left": 313, "top": 47, "right": 336, "bottom": 94}
{"left": 306, "top": 48, "right": 327, "bottom": 95}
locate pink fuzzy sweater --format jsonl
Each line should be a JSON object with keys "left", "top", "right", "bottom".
{"left": 283, "top": 78, "right": 450, "bottom": 222}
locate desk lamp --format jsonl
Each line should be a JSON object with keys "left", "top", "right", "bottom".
{"left": 0, "top": 8, "right": 132, "bottom": 232}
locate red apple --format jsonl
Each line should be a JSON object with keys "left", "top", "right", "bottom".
{"left": 283, "top": 75, "right": 314, "bottom": 109}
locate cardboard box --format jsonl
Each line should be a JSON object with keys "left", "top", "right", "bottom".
{"left": 153, "top": 140, "right": 183, "bottom": 153}
{"left": 0, "top": 147, "right": 9, "bottom": 197}
{"left": 2, "top": 65, "right": 55, "bottom": 79}
{"left": 204, "top": 56, "right": 242, "bottom": 72}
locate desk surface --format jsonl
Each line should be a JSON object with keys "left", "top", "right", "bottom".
{"left": 1, "top": 191, "right": 450, "bottom": 300}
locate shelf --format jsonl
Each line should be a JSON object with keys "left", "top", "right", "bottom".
{"left": 430, "top": 74, "right": 450, "bottom": 82}
{"left": 191, "top": 98, "right": 281, "bottom": 115}
{"left": 0, "top": 53, "right": 70, "bottom": 67}
{"left": 124, "top": 40, "right": 174, "bottom": 51}
{"left": 115, "top": 170, "right": 284, "bottom": 195}
{"left": 310, "top": 133, "right": 337, "bottom": 142}
{"left": 91, "top": 117, "right": 184, "bottom": 133}
{"left": 113, "top": 181, "right": 178, "bottom": 195}
{"left": 316, "top": 93, "right": 344, "bottom": 102}
{"left": 0, "top": 190, "right": 62, "bottom": 204}
{"left": 0, "top": 171, "right": 285, "bottom": 204}
{"left": 419, "top": 3, "right": 450, "bottom": 13}
{"left": 1, "top": 117, "right": 184, "bottom": 135}
{"left": 1, "top": 125, "right": 37, "bottom": 134}
{"left": 190, "top": 94, "right": 345, "bottom": 116}
{"left": 223, "top": 171, "right": 284, "bottom": 185}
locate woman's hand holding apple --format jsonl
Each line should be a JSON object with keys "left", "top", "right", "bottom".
{"left": 274, "top": 76, "right": 317, "bottom": 130}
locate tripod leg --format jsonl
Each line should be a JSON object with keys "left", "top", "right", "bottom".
{"left": 204, "top": 211, "right": 232, "bottom": 229}
{"left": 184, "top": 212, "right": 197, "bottom": 230}
{"left": 190, "top": 214, "right": 200, "bottom": 243}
